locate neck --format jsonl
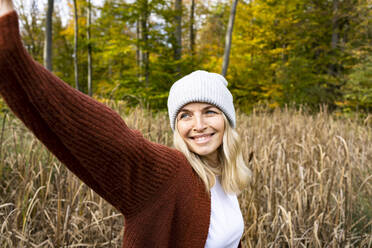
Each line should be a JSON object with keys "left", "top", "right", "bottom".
{"left": 203, "top": 154, "right": 220, "bottom": 168}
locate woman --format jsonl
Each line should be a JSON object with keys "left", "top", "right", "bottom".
{"left": 0, "top": 0, "right": 251, "bottom": 247}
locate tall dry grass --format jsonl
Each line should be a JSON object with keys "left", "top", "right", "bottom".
{"left": 0, "top": 103, "right": 371, "bottom": 247}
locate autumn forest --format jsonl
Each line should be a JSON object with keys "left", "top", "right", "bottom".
{"left": 13, "top": 0, "right": 372, "bottom": 113}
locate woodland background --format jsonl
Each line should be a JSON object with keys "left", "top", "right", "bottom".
{"left": 10, "top": 0, "right": 372, "bottom": 113}
{"left": 0, "top": 0, "right": 371, "bottom": 247}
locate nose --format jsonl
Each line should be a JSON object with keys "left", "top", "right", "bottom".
{"left": 193, "top": 115, "right": 206, "bottom": 132}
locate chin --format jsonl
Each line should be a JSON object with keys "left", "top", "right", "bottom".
{"left": 192, "top": 148, "right": 218, "bottom": 158}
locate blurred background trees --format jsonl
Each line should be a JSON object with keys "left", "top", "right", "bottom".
{"left": 13, "top": 0, "right": 372, "bottom": 113}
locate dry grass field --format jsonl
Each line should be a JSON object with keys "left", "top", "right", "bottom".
{"left": 0, "top": 103, "right": 371, "bottom": 247}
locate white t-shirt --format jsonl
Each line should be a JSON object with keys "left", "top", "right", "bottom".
{"left": 204, "top": 177, "right": 244, "bottom": 248}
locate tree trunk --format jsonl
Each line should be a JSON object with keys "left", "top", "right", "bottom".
{"left": 87, "top": 0, "right": 92, "bottom": 96}
{"left": 73, "top": 0, "right": 79, "bottom": 90}
{"left": 189, "top": 0, "right": 195, "bottom": 56}
{"left": 222, "top": 0, "right": 239, "bottom": 77}
{"left": 140, "top": 0, "right": 149, "bottom": 87}
{"left": 44, "top": 0, "right": 54, "bottom": 71}
{"left": 136, "top": 18, "right": 142, "bottom": 80}
{"left": 331, "top": 0, "right": 339, "bottom": 50}
{"left": 328, "top": 0, "right": 339, "bottom": 77}
{"left": 174, "top": 0, "right": 182, "bottom": 63}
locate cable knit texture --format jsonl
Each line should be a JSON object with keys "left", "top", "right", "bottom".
{"left": 0, "top": 11, "right": 212, "bottom": 247}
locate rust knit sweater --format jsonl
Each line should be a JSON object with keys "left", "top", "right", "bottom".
{"left": 0, "top": 11, "right": 212, "bottom": 247}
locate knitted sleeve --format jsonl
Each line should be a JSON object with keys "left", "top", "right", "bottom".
{"left": 0, "top": 11, "right": 182, "bottom": 217}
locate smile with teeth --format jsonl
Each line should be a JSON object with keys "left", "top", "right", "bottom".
{"left": 190, "top": 133, "right": 215, "bottom": 144}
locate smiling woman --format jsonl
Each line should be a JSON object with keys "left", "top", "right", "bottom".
{"left": 168, "top": 71, "right": 251, "bottom": 247}
{"left": 169, "top": 70, "right": 251, "bottom": 192}
{"left": 0, "top": 0, "right": 250, "bottom": 246}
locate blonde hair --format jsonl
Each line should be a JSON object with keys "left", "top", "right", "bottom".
{"left": 173, "top": 114, "right": 251, "bottom": 194}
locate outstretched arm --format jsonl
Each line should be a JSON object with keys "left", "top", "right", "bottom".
{"left": 0, "top": 4, "right": 183, "bottom": 217}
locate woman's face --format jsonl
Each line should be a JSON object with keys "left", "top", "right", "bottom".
{"left": 176, "top": 102, "right": 225, "bottom": 163}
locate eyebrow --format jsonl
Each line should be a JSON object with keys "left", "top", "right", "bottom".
{"left": 179, "top": 105, "right": 218, "bottom": 113}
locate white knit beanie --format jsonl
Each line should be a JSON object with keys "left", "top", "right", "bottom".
{"left": 167, "top": 70, "right": 236, "bottom": 131}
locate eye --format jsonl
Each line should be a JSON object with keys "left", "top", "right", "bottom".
{"left": 205, "top": 109, "right": 218, "bottom": 115}
{"left": 178, "top": 112, "right": 190, "bottom": 119}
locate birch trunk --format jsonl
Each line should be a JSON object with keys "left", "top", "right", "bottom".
{"left": 222, "top": 0, "right": 238, "bottom": 77}
{"left": 189, "top": 0, "right": 195, "bottom": 56}
{"left": 174, "top": 0, "right": 182, "bottom": 62}
{"left": 140, "top": 0, "right": 149, "bottom": 87}
{"left": 73, "top": 0, "right": 79, "bottom": 90}
{"left": 87, "top": 0, "right": 92, "bottom": 96}
{"left": 44, "top": 0, "right": 54, "bottom": 71}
